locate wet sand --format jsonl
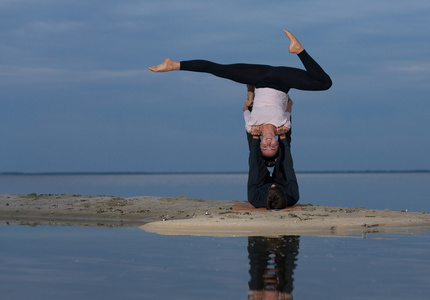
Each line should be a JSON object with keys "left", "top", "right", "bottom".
{"left": 1, "top": 193, "right": 429, "bottom": 236}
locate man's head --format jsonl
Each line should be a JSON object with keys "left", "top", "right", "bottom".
{"left": 260, "top": 133, "right": 279, "bottom": 161}
{"left": 265, "top": 185, "right": 287, "bottom": 210}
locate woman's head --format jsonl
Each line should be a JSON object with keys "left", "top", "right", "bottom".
{"left": 260, "top": 133, "right": 279, "bottom": 161}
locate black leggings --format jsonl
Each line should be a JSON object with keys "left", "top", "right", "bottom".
{"left": 180, "top": 50, "right": 332, "bottom": 94}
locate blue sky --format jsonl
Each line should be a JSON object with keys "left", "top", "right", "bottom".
{"left": 1, "top": 0, "right": 429, "bottom": 173}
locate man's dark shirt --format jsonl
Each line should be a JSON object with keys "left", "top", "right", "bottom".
{"left": 247, "top": 133, "right": 299, "bottom": 208}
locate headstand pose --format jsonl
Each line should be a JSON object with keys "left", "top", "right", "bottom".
{"left": 150, "top": 30, "right": 331, "bottom": 209}
{"left": 149, "top": 30, "right": 332, "bottom": 161}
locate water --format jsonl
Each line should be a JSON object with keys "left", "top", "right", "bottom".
{"left": 1, "top": 226, "right": 429, "bottom": 300}
{"left": 1, "top": 173, "right": 429, "bottom": 299}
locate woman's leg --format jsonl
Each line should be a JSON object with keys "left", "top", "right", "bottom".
{"left": 150, "top": 30, "right": 332, "bottom": 93}
{"left": 270, "top": 50, "right": 332, "bottom": 91}
{"left": 180, "top": 60, "right": 276, "bottom": 87}
{"left": 180, "top": 53, "right": 331, "bottom": 94}
{"left": 150, "top": 57, "right": 282, "bottom": 90}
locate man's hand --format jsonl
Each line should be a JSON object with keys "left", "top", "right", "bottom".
{"left": 250, "top": 125, "right": 262, "bottom": 136}
{"left": 243, "top": 96, "right": 254, "bottom": 111}
{"left": 285, "top": 96, "right": 293, "bottom": 113}
{"left": 276, "top": 126, "right": 290, "bottom": 135}
{"left": 243, "top": 85, "right": 255, "bottom": 111}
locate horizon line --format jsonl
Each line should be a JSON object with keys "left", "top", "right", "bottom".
{"left": 1, "top": 169, "right": 429, "bottom": 176}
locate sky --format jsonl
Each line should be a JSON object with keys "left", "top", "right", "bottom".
{"left": 1, "top": 0, "right": 430, "bottom": 173}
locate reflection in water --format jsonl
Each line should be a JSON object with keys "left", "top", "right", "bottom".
{"left": 248, "top": 236, "right": 300, "bottom": 300}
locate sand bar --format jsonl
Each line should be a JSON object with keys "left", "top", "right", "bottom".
{"left": 1, "top": 194, "right": 429, "bottom": 236}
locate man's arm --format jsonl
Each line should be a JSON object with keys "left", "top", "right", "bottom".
{"left": 277, "top": 136, "right": 299, "bottom": 205}
{"left": 246, "top": 132, "right": 253, "bottom": 151}
{"left": 247, "top": 138, "right": 266, "bottom": 208}
{"left": 244, "top": 85, "right": 255, "bottom": 134}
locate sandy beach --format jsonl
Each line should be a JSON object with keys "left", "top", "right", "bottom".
{"left": 1, "top": 193, "right": 429, "bottom": 236}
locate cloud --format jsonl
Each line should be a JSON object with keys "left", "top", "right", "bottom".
{"left": 387, "top": 63, "right": 430, "bottom": 73}
{"left": 0, "top": 66, "right": 146, "bottom": 85}
{"left": 16, "top": 21, "right": 84, "bottom": 35}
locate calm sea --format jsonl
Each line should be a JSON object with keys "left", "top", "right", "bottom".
{"left": 1, "top": 172, "right": 429, "bottom": 299}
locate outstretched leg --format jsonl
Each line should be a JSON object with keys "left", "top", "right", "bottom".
{"left": 272, "top": 31, "right": 331, "bottom": 91}
{"left": 149, "top": 30, "right": 332, "bottom": 94}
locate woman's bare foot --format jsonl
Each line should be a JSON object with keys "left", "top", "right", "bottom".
{"left": 284, "top": 30, "right": 304, "bottom": 54}
{"left": 148, "top": 58, "right": 180, "bottom": 72}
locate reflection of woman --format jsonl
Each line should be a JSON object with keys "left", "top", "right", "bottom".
{"left": 149, "top": 30, "right": 332, "bottom": 161}
{"left": 247, "top": 236, "right": 300, "bottom": 299}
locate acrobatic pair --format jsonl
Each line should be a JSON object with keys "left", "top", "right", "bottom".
{"left": 149, "top": 30, "right": 332, "bottom": 209}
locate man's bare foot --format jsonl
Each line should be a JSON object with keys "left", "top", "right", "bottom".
{"left": 148, "top": 58, "right": 180, "bottom": 72}
{"left": 284, "top": 30, "right": 304, "bottom": 54}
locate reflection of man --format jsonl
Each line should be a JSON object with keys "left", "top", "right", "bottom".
{"left": 245, "top": 91, "right": 299, "bottom": 209}
{"left": 247, "top": 236, "right": 300, "bottom": 299}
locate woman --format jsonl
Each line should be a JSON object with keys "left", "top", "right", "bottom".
{"left": 149, "top": 30, "right": 332, "bottom": 160}
{"left": 243, "top": 84, "right": 293, "bottom": 161}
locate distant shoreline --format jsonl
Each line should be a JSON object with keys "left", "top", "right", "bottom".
{"left": 1, "top": 170, "right": 429, "bottom": 176}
